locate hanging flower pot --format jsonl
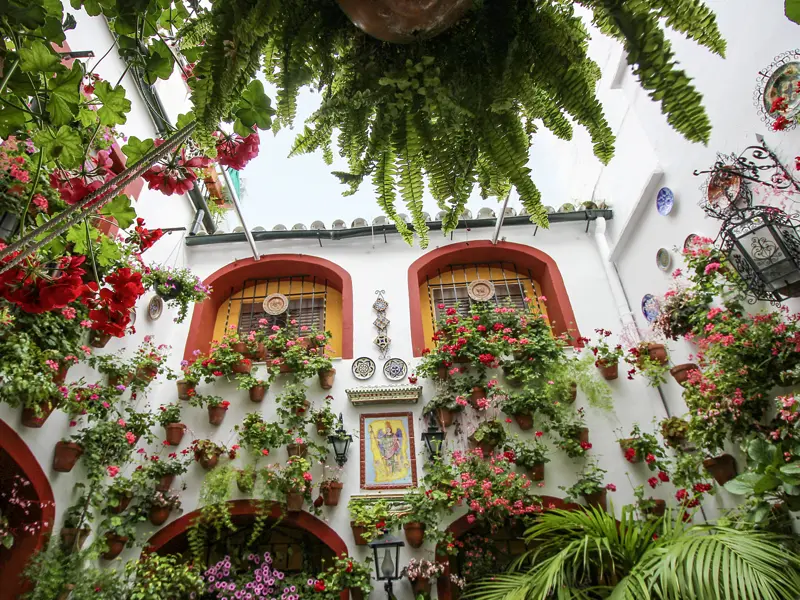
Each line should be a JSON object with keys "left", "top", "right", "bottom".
{"left": 315, "top": 418, "right": 329, "bottom": 436}
{"left": 208, "top": 404, "right": 229, "bottom": 425}
{"left": 101, "top": 533, "right": 129, "bottom": 560}
{"left": 60, "top": 527, "right": 90, "bottom": 551}
{"left": 287, "top": 443, "right": 308, "bottom": 459}
{"left": 437, "top": 365, "right": 449, "bottom": 380}
{"left": 176, "top": 379, "right": 195, "bottom": 400}
{"left": 336, "top": 0, "right": 472, "bottom": 43}
{"left": 703, "top": 454, "right": 737, "bottom": 485}
{"left": 53, "top": 363, "right": 70, "bottom": 384}
{"left": 529, "top": 462, "right": 545, "bottom": 482}
{"left": 411, "top": 577, "right": 432, "bottom": 597}
{"left": 469, "top": 386, "right": 487, "bottom": 408}
{"left": 294, "top": 399, "right": 311, "bottom": 417}
{"left": 148, "top": 506, "right": 171, "bottom": 526}
{"left": 670, "top": 363, "right": 698, "bottom": 387}
{"left": 582, "top": 489, "right": 608, "bottom": 511}
{"left": 53, "top": 441, "right": 83, "bottom": 472}
{"left": 156, "top": 474, "right": 175, "bottom": 492}
{"left": 157, "top": 280, "right": 183, "bottom": 301}
{"left": 249, "top": 385, "right": 267, "bottom": 403}
{"left": 437, "top": 407, "right": 455, "bottom": 428}
{"left": 351, "top": 522, "right": 369, "bottom": 546}
{"left": 403, "top": 522, "right": 425, "bottom": 548}
{"left": 109, "top": 373, "right": 134, "bottom": 388}
{"left": 90, "top": 330, "right": 112, "bottom": 349}
{"left": 321, "top": 481, "right": 343, "bottom": 506}
{"left": 319, "top": 368, "right": 336, "bottom": 390}
{"left": 254, "top": 342, "right": 267, "bottom": 361}
{"left": 286, "top": 490, "right": 305, "bottom": 512}
{"left": 645, "top": 343, "right": 668, "bottom": 365}
{"left": 618, "top": 438, "right": 639, "bottom": 462}
{"left": 237, "top": 469, "right": 256, "bottom": 494}
{"left": 513, "top": 413, "right": 533, "bottom": 430}
{"left": 136, "top": 366, "right": 158, "bottom": 383}
{"left": 165, "top": 423, "right": 187, "bottom": 446}
{"left": 196, "top": 451, "right": 221, "bottom": 470}
{"left": 596, "top": 359, "right": 618, "bottom": 381}
{"left": 233, "top": 341, "right": 248, "bottom": 354}
{"left": 110, "top": 493, "right": 133, "bottom": 514}
{"left": 468, "top": 434, "right": 497, "bottom": 457}
{"left": 645, "top": 499, "right": 667, "bottom": 517}
{"left": 232, "top": 359, "right": 252, "bottom": 374}
{"left": 21, "top": 400, "right": 56, "bottom": 428}
{"left": 575, "top": 427, "right": 590, "bottom": 445}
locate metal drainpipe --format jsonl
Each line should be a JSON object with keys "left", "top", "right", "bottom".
{"left": 491, "top": 193, "right": 511, "bottom": 244}
{"left": 221, "top": 167, "right": 260, "bottom": 260}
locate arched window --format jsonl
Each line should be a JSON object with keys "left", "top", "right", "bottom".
{"left": 408, "top": 241, "right": 581, "bottom": 356}
{"left": 183, "top": 255, "right": 353, "bottom": 360}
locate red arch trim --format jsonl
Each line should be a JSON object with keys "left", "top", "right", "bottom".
{"left": 408, "top": 240, "right": 582, "bottom": 356}
{"left": 435, "top": 496, "right": 581, "bottom": 600}
{"left": 183, "top": 255, "right": 354, "bottom": 361}
{"left": 146, "top": 500, "right": 348, "bottom": 557}
{"left": 0, "top": 419, "right": 56, "bottom": 600}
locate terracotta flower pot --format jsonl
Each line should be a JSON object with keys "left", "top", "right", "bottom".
{"left": 197, "top": 452, "right": 221, "bottom": 470}
{"left": 469, "top": 386, "right": 487, "bottom": 408}
{"left": 596, "top": 359, "right": 618, "bottom": 381}
{"left": 513, "top": 413, "right": 533, "bottom": 430}
{"left": 53, "top": 441, "right": 83, "bottom": 472}
{"left": 336, "top": 0, "right": 472, "bottom": 43}
{"left": 21, "top": 401, "right": 55, "bottom": 428}
{"left": 110, "top": 493, "right": 133, "bottom": 514}
{"left": 437, "top": 365, "right": 449, "bottom": 380}
{"left": 208, "top": 405, "right": 228, "bottom": 425}
{"left": 315, "top": 419, "right": 329, "bottom": 436}
{"left": 60, "top": 527, "right": 90, "bottom": 551}
{"left": 351, "top": 522, "right": 369, "bottom": 546}
{"left": 176, "top": 379, "right": 195, "bottom": 400}
{"left": 165, "top": 423, "right": 187, "bottom": 446}
{"left": 156, "top": 474, "right": 175, "bottom": 492}
{"left": 233, "top": 341, "right": 248, "bottom": 354}
{"left": 90, "top": 330, "right": 112, "bottom": 349}
{"left": 403, "top": 521, "right": 425, "bottom": 548}
{"left": 437, "top": 407, "right": 454, "bottom": 428}
{"left": 249, "top": 385, "right": 266, "bottom": 403}
{"left": 575, "top": 427, "right": 590, "bottom": 445}
{"left": 319, "top": 368, "right": 336, "bottom": 390}
{"left": 321, "top": 481, "right": 343, "bottom": 506}
{"left": 583, "top": 489, "right": 608, "bottom": 511}
{"left": 232, "top": 360, "right": 252, "bottom": 374}
{"left": 703, "top": 454, "right": 737, "bottom": 485}
{"left": 287, "top": 443, "right": 308, "bottom": 459}
{"left": 645, "top": 343, "right": 668, "bottom": 365}
{"left": 469, "top": 435, "right": 497, "bottom": 457}
{"left": 645, "top": 499, "right": 667, "bottom": 517}
{"left": 53, "top": 364, "right": 69, "bottom": 384}
{"left": 148, "top": 506, "right": 171, "bottom": 526}
{"left": 101, "top": 533, "right": 128, "bottom": 560}
{"left": 411, "top": 577, "right": 431, "bottom": 597}
{"left": 286, "top": 491, "right": 305, "bottom": 512}
{"left": 294, "top": 400, "right": 310, "bottom": 417}
{"left": 619, "top": 438, "right": 639, "bottom": 462}
{"left": 529, "top": 462, "right": 545, "bottom": 482}
{"left": 136, "top": 365, "right": 158, "bottom": 382}
{"left": 109, "top": 373, "right": 134, "bottom": 388}
{"left": 670, "top": 363, "right": 698, "bottom": 387}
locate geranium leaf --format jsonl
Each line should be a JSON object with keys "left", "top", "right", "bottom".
{"left": 787, "top": 0, "right": 800, "bottom": 24}
{"left": 121, "top": 136, "right": 155, "bottom": 166}
{"left": 234, "top": 80, "right": 274, "bottom": 132}
{"left": 46, "top": 63, "right": 82, "bottom": 125}
{"left": 100, "top": 194, "right": 136, "bottom": 230}
{"left": 94, "top": 80, "right": 131, "bottom": 127}
{"left": 33, "top": 125, "right": 83, "bottom": 168}
{"left": 143, "top": 40, "right": 174, "bottom": 84}
{"left": 19, "top": 42, "right": 61, "bottom": 73}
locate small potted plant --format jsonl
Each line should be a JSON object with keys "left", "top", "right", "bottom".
{"left": 500, "top": 391, "right": 537, "bottom": 430}
{"left": 617, "top": 424, "right": 668, "bottom": 471}
{"left": 88, "top": 352, "right": 136, "bottom": 388}
{"left": 147, "top": 452, "right": 192, "bottom": 491}
{"left": 143, "top": 266, "right": 211, "bottom": 323}
{"left": 311, "top": 397, "right": 337, "bottom": 435}
{"left": 309, "top": 554, "right": 373, "bottom": 600}
{"left": 277, "top": 382, "right": 310, "bottom": 417}
{"left": 147, "top": 490, "right": 182, "bottom": 525}
{"left": 99, "top": 516, "right": 137, "bottom": 560}
{"left": 504, "top": 435, "right": 549, "bottom": 481}
{"left": 274, "top": 457, "right": 314, "bottom": 512}
{"left": 60, "top": 504, "right": 92, "bottom": 552}
{"left": 53, "top": 439, "right": 83, "bottom": 472}
{"left": 632, "top": 485, "right": 667, "bottom": 519}
{"left": 624, "top": 342, "right": 670, "bottom": 386}
{"left": 585, "top": 328, "right": 624, "bottom": 380}
{"left": 405, "top": 559, "right": 445, "bottom": 598}
{"left": 157, "top": 403, "right": 186, "bottom": 446}
{"left": 669, "top": 362, "right": 699, "bottom": 386}
{"left": 107, "top": 476, "right": 136, "bottom": 514}
{"left": 703, "top": 453, "right": 737, "bottom": 485}
{"left": 236, "top": 413, "right": 290, "bottom": 456}
{"left": 469, "top": 420, "right": 507, "bottom": 456}
{"left": 236, "top": 465, "right": 257, "bottom": 494}
{"left": 192, "top": 439, "right": 228, "bottom": 470}
{"left": 319, "top": 465, "right": 344, "bottom": 506}
{"left": 561, "top": 462, "right": 614, "bottom": 511}
{"left": 660, "top": 416, "right": 690, "bottom": 448}
{"left": 131, "top": 336, "right": 171, "bottom": 384}
{"left": 191, "top": 394, "right": 230, "bottom": 425}
{"left": 348, "top": 498, "right": 391, "bottom": 545}
{"left": 554, "top": 409, "right": 591, "bottom": 458}
{"left": 286, "top": 435, "right": 309, "bottom": 459}
{"left": 236, "top": 374, "right": 268, "bottom": 402}
{"left": 423, "top": 387, "right": 466, "bottom": 428}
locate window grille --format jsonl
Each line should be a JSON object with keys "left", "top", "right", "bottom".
{"left": 223, "top": 276, "right": 327, "bottom": 336}
{"left": 426, "top": 262, "right": 542, "bottom": 324}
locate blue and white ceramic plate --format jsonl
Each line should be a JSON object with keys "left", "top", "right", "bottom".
{"left": 656, "top": 187, "right": 674, "bottom": 216}
{"left": 641, "top": 294, "right": 661, "bottom": 323}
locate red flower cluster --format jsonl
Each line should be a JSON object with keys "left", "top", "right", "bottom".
{"left": 50, "top": 171, "right": 105, "bottom": 205}
{"left": 624, "top": 447, "right": 637, "bottom": 462}
{"left": 215, "top": 132, "right": 260, "bottom": 170}
{"left": 0, "top": 251, "right": 92, "bottom": 313}
{"left": 88, "top": 267, "right": 145, "bottom": 337}
{"left": 130, "top": 217, "right": 164, "bottom": 252}
{"left": 142, "top": 143, "right": 212, "bottom": 196}
{"left": 773, "top": 115, "right": 791, "bottom": 131}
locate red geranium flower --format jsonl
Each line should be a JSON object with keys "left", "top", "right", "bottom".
{"left": 214, "top": 131, "right": 260, "bottom": 170}
{"left": 142, "top": 142, "right": 212, "bottom": 196}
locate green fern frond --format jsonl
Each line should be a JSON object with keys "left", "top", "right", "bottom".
{"left": 393, "top": 112, "right": 429, "bottom": 248}
{"left": 650, "top": 0, "right": 727, "bottom": 57}
{"left": 372, "top": 147, "right": 413, "bottom": 244}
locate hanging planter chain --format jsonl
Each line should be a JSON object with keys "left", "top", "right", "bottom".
{"left": 0, "top": 122, "right": 197, "bottom": 274}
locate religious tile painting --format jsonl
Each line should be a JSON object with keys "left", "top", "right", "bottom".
{"left": 360, "top": 412, "right": 418, "bottom": 490}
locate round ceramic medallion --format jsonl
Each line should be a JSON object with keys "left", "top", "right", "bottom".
{"left": 684, "top": 233, "right": 700, "bottom": 250}
{"left": 467, "top": 279, "right": 496, "bottom": 302}
{"left": 641, "top": 294, "right": 661, "bottom": 323}
{"left": 656, "top": 248, "right": 672, "bottom": 272}
{"left": 352, "top": 357, "right": 376, "bottom": 380}
{"left": 263, "top": 293, "right": 289, "bottom": 315}
{"left": 147, "top": 295, "right": 163, "bottom": 320}
{"left": 762, "top": 60, "right": 800, "bottom": 119}
{"left": 656, "top": 187, "right": 674, "bottom": 216}
{"left": 383, "top": 358, "right": 408, "bottom": 381}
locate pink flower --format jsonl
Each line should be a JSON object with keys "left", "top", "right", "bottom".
{"left": 102, "top": 402, "right": 110, "bottom": 409}
{"left": 606, "top": 484, "right": 616, "bottom": 492}
{"left": 261, "top": 449, "right": 270, "bottom": 456}
{"left": 704, "top": 262, "right": 722, "bottom": 275}
{"left": 117, "top": 418, "right": 127, "bottom": 427}
{"left": 271, "top": 325, "right": 280, "bottom": 331}
{"left": 61, "top": 306, "right": 76, "bottom": 320}
{"left": 125, "top": 431, "right": 136, "bottom": 444}
{"left": 671, "top": 269, "right": 682, "bottom": 277}
{"left": 106, "top": 465, "right": 120, "bottom": 477}
{"left": 302, "top": 472, "right": 313, "bottom": 482}
{"left": 466, "top": 514, "right": 476, "bottom": 524}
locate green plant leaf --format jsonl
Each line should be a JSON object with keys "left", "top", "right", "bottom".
{"left": 33, "top": 125, "right": 82, "bottom": 168}
{"left": 100, "top": 195, "right": 136, "bottom": 230}
{"left": 722, "top": 473, "right": 760, "bottom": 495}
{"left": 94, "top": 80, "right": 131, "bottom": 127}
{"left": 234, "top": 80, "right": 275, "bottom": 132}
{"left": 753, "top": 473, "right": 781, "bottom": 495}
{"left": 143, "top": 40, "right": 174, "bottom": 84}
{"left": 46, "top": 63, "right": 83, "bottom": 126}
{"left": 121, "top": 136, "right": 156, "bottom": 166}
{"left": 748, "top": 437, "right": 775, "bottom": 467}
{"left": 19, "top": 42, "right": 61, "bottom": 73}
{"left": 780, "top": 461, "right": 800, "bottom": 475}
{"left": 787, "top": 0, "right": 800, "bottom": 24}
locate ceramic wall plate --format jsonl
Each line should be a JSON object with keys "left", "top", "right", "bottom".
{"left": 467, "top": 279, "right": 496, "bottom": 302}
{"left": 147, "top": 295, "right": 163, "bottom": 320}
{"left": 763, "top": 61, "right": 800, "bottom": 119}
{"left": 383, "top": 357, "right": 408, "bottom": 381}
{"left": 641, "top": 294, "right": 661, "bottom": 323}
{"left": 263, "top": 293, "right": 289, "bottom": 315}
{"left": 656, "top": 248, "right": 672, "bottom": 271}
{"left": 656, "top": 187, "right": 674, "bottom": 216}
{"left": 352, "top": 357, "right": 376, "bottom": 380}
{"left": 684, "top": 233, "right": 700, "bottom": 250}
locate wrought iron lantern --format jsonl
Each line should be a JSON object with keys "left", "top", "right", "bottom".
{"left": 421, "top": 412, "right": 445, "bottom": 457}
{"left": 368, "top": 534, "right": 405, "bottom": 599}
{"left": 327, "top": 413, "right": 352, "bottom": 466}
{"left": 719, "top": 206, "right": 800, "bottom": 302}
